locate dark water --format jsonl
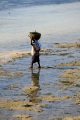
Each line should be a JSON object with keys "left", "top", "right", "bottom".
{"left": 0, "top": 0, "right": 80, "bottom": 10}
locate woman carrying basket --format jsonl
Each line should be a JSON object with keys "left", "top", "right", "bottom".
{"left": 29, "top": 32, "right": 41, "bottom": 68}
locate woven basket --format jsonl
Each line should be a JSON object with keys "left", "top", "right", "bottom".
{"left": 29, "top": 31, "right": 41, "bottom": 40}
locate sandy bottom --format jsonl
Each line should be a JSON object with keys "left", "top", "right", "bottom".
{"left": 0, "top": 41, "right": 80, "bottom": 120}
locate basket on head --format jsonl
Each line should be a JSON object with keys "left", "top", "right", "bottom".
{"left": 29, "top": 31, "right": 41, "bottom": 40}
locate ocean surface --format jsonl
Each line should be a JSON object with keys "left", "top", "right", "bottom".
{"left": 0, "top": 0, "right": 80, "bottom": 10}
{"left": 0, "top": 0, "right": 80, "bottom": 52}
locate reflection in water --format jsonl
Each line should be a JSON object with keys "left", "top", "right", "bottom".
{"left": 31, "top": 69, "right": 40, "bottom": 88}
{"left": 29, "top": 69, "right": 41, "bottom": 103}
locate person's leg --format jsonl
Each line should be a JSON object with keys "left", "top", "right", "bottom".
{"left": 30, "top": 56, "right": 34, "bottom": 68}
{"left": 38, "top": 56, "right": 41, "bottom": 68}
{"left": 30, "top": 63, "right": 33, "bottom": 68}
{"left": 38, "top": 62, "right": 41, "bottom": 68}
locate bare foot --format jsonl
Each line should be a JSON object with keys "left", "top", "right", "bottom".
{"left": 38, "top": 66, "right": 41, "bottom": 68}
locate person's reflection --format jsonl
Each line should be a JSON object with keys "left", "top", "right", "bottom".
{"left": 29, "top": 69, "right": 41, "bottom": 103}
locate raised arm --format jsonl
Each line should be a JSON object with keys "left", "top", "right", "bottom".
{"left": 31, "top": 39, "right": 33, "bottom": 45}
{"left": 30, "top": 37, "right": 34, "bottom": 46}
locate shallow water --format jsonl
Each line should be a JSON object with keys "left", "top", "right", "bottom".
{"left": 0, "top": 41, "right": 80, "bottom": 120}
{"left": 0, "top": 2, "right": 80, "bottom": 120}
{"left": 0, "top": 2, "right": 80, "bottom": 52}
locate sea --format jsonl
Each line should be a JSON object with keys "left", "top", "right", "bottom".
{"left": 0, "top": 0, "right": 80, "bottom": 52}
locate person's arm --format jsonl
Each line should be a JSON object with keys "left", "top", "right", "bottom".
{"left": 31, "top": 38, "right": 33, "bottom": 46}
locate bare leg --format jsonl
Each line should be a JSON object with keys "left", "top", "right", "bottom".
{"left": 30, "top": 57, "right": 33, "bottom": 68}
{"left": 38, "top": 60, "right": 41, "bottom": 68}
{"left": 30, "top": 62, "right": 33, "bottom": 68}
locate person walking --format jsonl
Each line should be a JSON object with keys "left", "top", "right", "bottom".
{"left": 30, "top": 36, "right": 41, "bottom": 68}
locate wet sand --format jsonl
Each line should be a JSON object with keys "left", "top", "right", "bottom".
{"left": 0, "top": 51, "right": 30, "bottom": 64}
{"left": 0, "top": 41, "right": 80, "bottom": 120}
